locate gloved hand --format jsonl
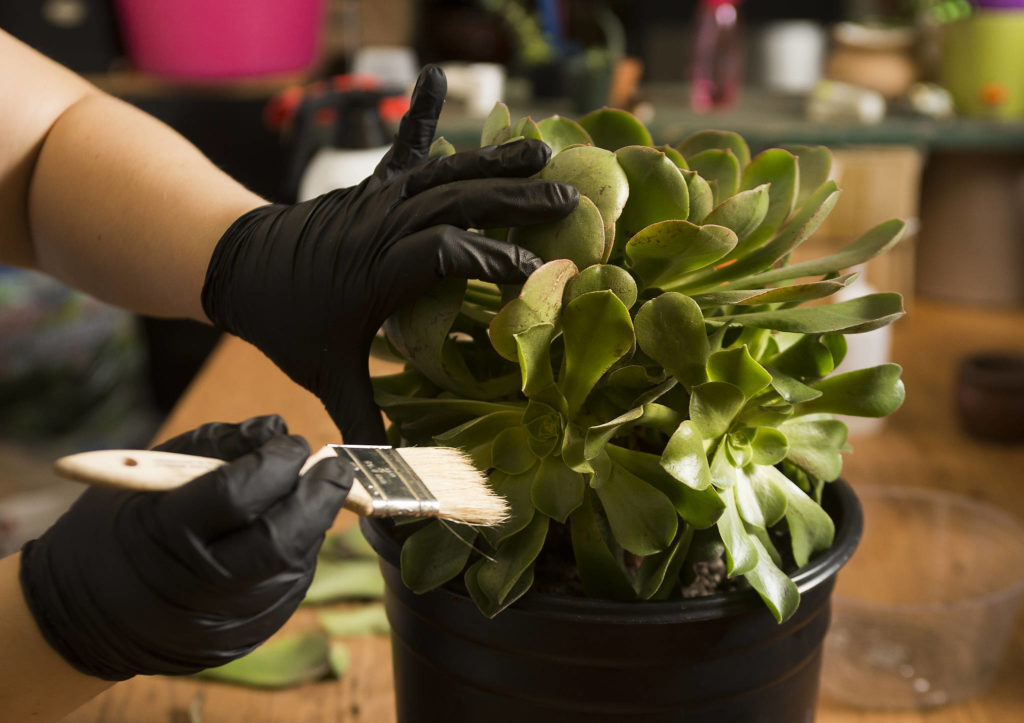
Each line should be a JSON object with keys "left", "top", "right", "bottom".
{"left": 201, "top": 65, "right": 579, "bottom": 444}
{"left": 19, "top": 415, "right": 352, "bottom": 681}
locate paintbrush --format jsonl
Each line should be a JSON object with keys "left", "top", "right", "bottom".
{"left": 54, "top": 444, "right": 508, "bottom": 527}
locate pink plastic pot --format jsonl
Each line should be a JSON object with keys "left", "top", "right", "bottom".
{"left": 115, "top": 0, "right": 324, "bottom": 80}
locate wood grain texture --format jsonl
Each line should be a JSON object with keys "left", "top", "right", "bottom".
{"left": 62, "top": 300, "right": 1024, "bottom": 723}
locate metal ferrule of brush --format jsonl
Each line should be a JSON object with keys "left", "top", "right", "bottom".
{"left": 329, "top": 445, "right": 441, "bottom": 517}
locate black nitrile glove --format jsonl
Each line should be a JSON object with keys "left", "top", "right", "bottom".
{"left": 202, "top": 65, "right": 579, "bottom": 444}
{"left": 20, "top": 415, "right": 353, "bottom": 681}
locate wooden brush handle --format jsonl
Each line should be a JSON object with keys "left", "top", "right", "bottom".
{"left": 54, "top": 447, "right": 376, "bottom": 516}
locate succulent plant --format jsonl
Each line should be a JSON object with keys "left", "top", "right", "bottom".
{"left": 372, "top": 104, "right": 906, "bottom": 622}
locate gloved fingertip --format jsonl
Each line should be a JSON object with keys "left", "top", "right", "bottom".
{"left": 501, "top": 138, "right": 551, "bottom": 171}
{"left": 518, "top": 247, "right": 545, "bottom": 278}
{"left": 239, "top": 414, "right": 288, "bottom": 442}
{"left": 411, "top": 65, "right": 447, "bottom": 106}
{"left": 307, "top": 457, "right": 355, "bottom": 497}
{"left": 261, "top": 434, "right": 310, "bottom": 460}
{"left": 554, "top": 182, "right": 580, "bottom": 208}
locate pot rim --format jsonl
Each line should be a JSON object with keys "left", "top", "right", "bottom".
{"left": 362, "top": 477, "right": 863, "bottom": 623}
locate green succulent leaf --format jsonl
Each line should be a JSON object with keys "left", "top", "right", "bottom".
{"left": 400, "top": 521, "right": 477, "bottom": 594}
{"left": 678, "top": 181, "right": 840, "bottom": 292}
{"left": 524, "top": 399, "right": 564, "bottom": 457}
{"left": 677, "top": 130, "right": 751, "bottom": 168}
{"left": 657, "top": 144, "right": 689, "bottom": 170}
{"left": 531, "top": 454, "right": 586, "bottom": 522}
{"left": 707, "top": 346, "right": 772, "bottom": 399}
{"left": 614, "top": 145, "right": 690, "bottom": 247}
{"left": 303, "top": 559, "right": 383, "bottom": 603}
{"left": 796, "top": 363, "right": 906, "bottom": 418}
{"left": 734, "top": 219, "right": 907, "bottom": 288}
{"left": 511, "top": 116, "right": 543, "bottom": 140}
{"left": 751, "top": 427, "right": 790, "bottom": 465}
{"left": 374, "top": 393, "right": 522, "bottom": 441}
{"left": 560, "top": 291, "right": 635, "bottom": 416}
{"left": 465, "top": 556, "right": 535, "bottom": 618}
{"left": 571, "top": 489, "right": 637, "bottom": 600}
{"left": 635, "top": 292, "right": 709, "bottom": 389}
{"left": 661, "top": 420, "right": 712, "bottom": 490}
{"left": 577, "top": 107, "right": 654, "bottom": 150}
{"left": 766, "top": 368, "right": 823, "bottom": 404}
{"left": 738, "top": 149, "right": 798, "bottom": 247}
{"left": 735, "top": 464, "right": 788, "bottom": 528}
{"left": 709, "top": 442, "right": 739, "bottom": 489}
{"left": 537, "top": 115, "right": 594, "bottom": 153}
{"left": 717, "top": 490, "right": 757, "bottom": 575}
{"left": 690, "top": 273, "right": 858, "bottom": 308}
{"left": 489, "top": 260, "right": 578, "bottom": 360}
{"left": 585, "top": 406, "right": 645, "bottom": 459}
{"left": 689, "top": 381, "right": 745, "bottom": 438}
{"left": 563, "top": 263, "right": 638, "bottom": 309}
{"left": 724, "top": 432, "right": 753, "bottom": 467}
{"left": 428, "top": 136, "right": 456, "bottom": 159}
{"left": 560, "top": 421, "right": 592, "bottom": 473}
{"left": 481, "top": 102, "right": 512, "bottom": 146}
{"left": 197, "top": 632, "right": 329, "bottom": 689}
{"left": 492, "top": 425, "right": 537, "bottom": 474}
{"left": 823, "top": 333, "right": 848, "bottom": 367}
{"left": 743, "top": 535, "right": 801, "bottom": 623}
{"left": 538, "top": 145, "right": 629, "bottom": 227}
{"left": 686, "top": 149, "right": 740, "bottom": 204}
{"left": 507, "top": 194, "right": 605, "bottom": 269}
{"left": 434, "top": 410, "right": 523, "bottom": 468}
{"left": 481, "top": 468, "right": 537, "bottom": 547}
{"left": 703, "top": 184, "right": 770, "bottom": 243}
{"left": 328, "top": 642, "right": 352, "bottom": 679}
{"left": 591, "top": 455, "right": 679, "bottom": 555}
{"left": 769, "top": 466, "right": 836, "bottom": 567}
{"left": 472, "top": 513, "right": 549, "bottom": 607}
{"left": 636, "top": 524, "right": 694, "bottom": 600}
{"left": 625, "top": 221, "right": 737, "bottom": 292}
{"left": 607, "top": 445, "right": 725, "bottom": 528}
{"left": 708, "top": 293, "right": 905, "bottom": 335}
{"left": 514, "top": 323, "right": 556, "bottom": 397}
{"left": 317, "top": 605, "right": 390, "bottom": 638}
{"left": 781, "top": 418, "right": 848, "bottom": 480}
{"left": 384, "top": 279, "right": 518, "bottom": 398}
{"left": 682, "top": 170, "right": 715, "bottom": 223}
{"left": 784, "top": 144, "right": 833, "bottom": 208}
{"left": 768, "top": 334, "right": 840, "bottom": 379}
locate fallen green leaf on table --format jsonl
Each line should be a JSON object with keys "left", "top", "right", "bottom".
{"left": 302, "top": 558, "right": 384, "bottom": 604}
{"left": 317, "top": 604, "right": 391, "bottom": 637}
{"left": 328, "top": 642, "right": 352, "bottom": 679}
{"left": 321, "top": 526, "right": 377, "bottom": 561}
{"left": 196, "top": 632, "right": 329, "bottom": 689}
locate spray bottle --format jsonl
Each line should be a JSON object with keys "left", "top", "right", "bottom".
{"left": 691, "top": 0, "right": 743, "bottom": 112}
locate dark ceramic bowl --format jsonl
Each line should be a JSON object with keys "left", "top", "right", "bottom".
{"left": 956, "top": 352, "right": 1024, "bottom": 443}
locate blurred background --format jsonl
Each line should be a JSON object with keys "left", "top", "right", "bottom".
{"left": 1, "top": 0, "right": 1022, "bottom": 554}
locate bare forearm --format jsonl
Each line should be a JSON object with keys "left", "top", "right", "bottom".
{"left": 0, "top": 29, "right": 263, "bottom": 321}
{"left": 0, "top": 553, "right": 113, "bottom": 721}
{"left": 27, "top": 92, "right": 263, "bottom": 320}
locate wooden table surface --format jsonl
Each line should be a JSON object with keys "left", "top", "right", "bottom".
{"left": 62, "top": 299, "right": 1024, "bottom": 723}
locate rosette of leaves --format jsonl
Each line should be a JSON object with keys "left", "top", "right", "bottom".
{"left": 372, "top": 104, "right": 906, "bottom": 622}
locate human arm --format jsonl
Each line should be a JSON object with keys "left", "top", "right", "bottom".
{"left": 0, "top": 553, "right": 113, "bottom": 721}
{"left": 1, "top": 29, "right": 579, "bottom": 442}
{"left": 0, "top": 28, "right": 263, "bottom": 320}
{"left": 7, "top": 416, "right": 352, "bottom": 721}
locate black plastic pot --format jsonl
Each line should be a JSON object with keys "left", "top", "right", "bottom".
{"left": 361, "top": 479, "right": 863, "bottom": 723}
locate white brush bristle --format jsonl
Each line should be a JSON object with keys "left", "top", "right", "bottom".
{"left": 395, "top": 447, "right": 509, "bottom": 526}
